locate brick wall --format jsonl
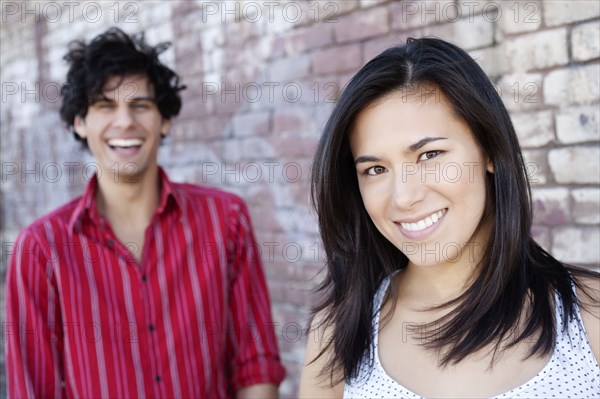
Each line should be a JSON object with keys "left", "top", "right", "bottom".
{"left": 1, "top": 1, "right": 598, "bottom": 396}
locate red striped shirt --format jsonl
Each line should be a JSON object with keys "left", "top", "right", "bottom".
{"left": 5, "top": 168, "right": 285, "bottom": 398}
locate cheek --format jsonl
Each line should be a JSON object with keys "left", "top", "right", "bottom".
{"left": 82, "top": 117, "right": 108, "bottom": 137}
{"left": 358, "top": 182, "right": 388, "bottom": 222}
{"left": 451, "top": 161, "right": 487, "bottom": 190}
{"left": 455, "top": 164, "right": 489, "bottom": 216}
{"left": 87, "top": 140, "right": 105, "bottom": 156}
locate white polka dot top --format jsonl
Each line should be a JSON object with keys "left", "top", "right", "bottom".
{"left": 344, "top": 277, "right": 600, "bottom": 398}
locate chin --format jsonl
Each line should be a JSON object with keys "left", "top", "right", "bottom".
{"left": 406, "top": 259, "right": 446, "bottom": 268}
{"left": 400, "top": 241, "right": 464, "bottom": 267}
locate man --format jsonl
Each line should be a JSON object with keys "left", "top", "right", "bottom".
{"left": 6, "top": 27, "right": 285, "bottom": 398}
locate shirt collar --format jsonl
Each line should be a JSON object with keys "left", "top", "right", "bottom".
{"left": 68, "top": 166, "right": 181, "bottom": 233}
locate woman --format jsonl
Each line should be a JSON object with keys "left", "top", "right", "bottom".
{"left": 299, "top": 37, "right": 599, "bottom": 398}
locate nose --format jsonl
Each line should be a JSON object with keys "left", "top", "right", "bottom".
{"left": 391, "top": 164, "right": 426, "bottom": 209}
{"left": 111, "top": 104, "right": 134, "bottom": 130}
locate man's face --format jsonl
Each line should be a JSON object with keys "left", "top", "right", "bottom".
{"left": 74, "top": 74, "right": 172, "bottom": 182}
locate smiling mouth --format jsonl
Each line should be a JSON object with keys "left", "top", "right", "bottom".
{"left": 400, "top": 209, "right": 447, "bottom": 232}
{"left": 107, "top": 138, "right": 143, "bottom": 150}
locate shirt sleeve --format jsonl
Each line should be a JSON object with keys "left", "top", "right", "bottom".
{"left": 5, "top": 228, "right": 64, "bottom": 398}
{"left": 225, "top": 198, "right": 286, "bottom": 391}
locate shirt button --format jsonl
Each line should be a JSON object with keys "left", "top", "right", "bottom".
{"left": 155, "top": 375, "right": 161, "bottom": 382}
{"left": 107, "top": 239, "right": 114, "bottom": 247}
{"left": 141, "top": 275, "right": 147, "bottom": 282}
{"left": 149, "top": 324, "right": 155, "bottom": 332}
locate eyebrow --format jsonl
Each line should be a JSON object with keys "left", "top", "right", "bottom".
{"left": 91, "top": 95, "right": 156, "bottom": 103}
{"left": 354, "top": 155, "right": 381, "bottom": 165}
{"left": 89, "top": 95, "right": 111, "bottom": 104}
{"left": 407, "top": 137, "right": 447, "bottom": 153}
{"left": 128, "top": 96, "right": 156, "bottom": 102}
{"left": 354, "top": 136, "right": 447, "bottom": 165}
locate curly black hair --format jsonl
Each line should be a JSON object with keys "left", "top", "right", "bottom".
{"left": 60, "top": 27, "right": 186, "bottom": 147}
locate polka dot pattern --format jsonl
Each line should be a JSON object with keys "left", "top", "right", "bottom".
{"left": 344, "top": 278, "right": 600, "bottom": 398}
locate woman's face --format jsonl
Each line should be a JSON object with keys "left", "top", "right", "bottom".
{"left": 350, "top": 88, "right": 493, "bottom": 268}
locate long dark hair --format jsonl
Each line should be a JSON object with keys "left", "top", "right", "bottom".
{"left": 310, "top": 37, "right": 598, "bottom": 384}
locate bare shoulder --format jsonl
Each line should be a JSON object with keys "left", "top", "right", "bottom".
{"left": 236, "top": 383, "right": 278, "bottom": 399}
{"left": 574, "top": 274, "right": 600, "bottom": 363}
{"left": 298, "top": 311, "right": 344, "bottom": 399}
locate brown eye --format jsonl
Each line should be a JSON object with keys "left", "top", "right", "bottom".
{"left": 366, "top": 165, "right": 387, "bottom": 176}
{"left": 418, "top": 150, "right": 442, "bottom": 162}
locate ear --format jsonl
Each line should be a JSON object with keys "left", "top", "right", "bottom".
{"left": 160, "top": 119, "right": 173, "bottom": 136}
{"left": 486, "top": 159, "right": 494, "bottom": 173}
{"left": 74, "top": 115, "right": 87, "bottom": 139}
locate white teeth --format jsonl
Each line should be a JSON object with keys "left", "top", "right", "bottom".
{"left": 108, "top": 138, "right": 143, "bottom": 148}
{"left": 400, "top": 209, "right": 446, "bottom": 232}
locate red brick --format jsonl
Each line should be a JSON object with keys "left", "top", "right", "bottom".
{"left": 273, "top": 134, "right": 318, "bottom": 159}
{"left": 522, "top": 149, "right": 550, "bottom": 186}
{"left": 272, "top": 305, "right": 309, "bottom": 327}
{"left": 549, "top": 147, "right": 600, "bottom": 184}
{"left": 270, "top": 304, "right": 311, "bottom": 348}
{"left": 232, "top": 110, "right": 271, "bottom": 136}
{"left": 361, "top": 0, "right": 389, "bottom": 8}
{"left": 392, "top": 0, "right": 459, "bottom": 30}
{"left": 532, "top": 188, "right": 571, "bottom": 226}
{"left": 363, "top": 33, "right": 410, "bottom": 62}
{"left": 268, "top": 54, "right": 311, "bottom": 81}
{"left": 552, "top": 227, "right": 600, "bottom": 264}
{"left": 269, "top": 36, "right": 286, "bottom": 59}
{"left": 264, "top": 259, "right": 308, "bottom": 282}
{"left": 572, "top": 189, "right": 600, "bottom": 224}
{"left": 285, "top": 24, "right": 333, "bottom": 54}
{"left": 178, "top": 95, "right": 212, "bottom": 121}
{"left": 278, "top": 360, "right": 304, "bottom": 399}
{"left": 251, "top": 207, "right": 285, "bottom": 233}
{"left": 207, "top": 82, "right": 247, "bottom": 116}
{"left": 334, "top": 6, "right": 390, "bottom": 43}
{"left": 531, "top": 226, "right": 550, "bottom": 251}
{"left": 171, "top": 118, "right": 227, "bottom": 143}
{"left": 245, "top": 186, "right": 276, "bottom": 209}
{"left": 269, "top": 280, "right": 313, "bottom": 307}
{"left": 302, "top": 0, "right": 359, "bottom": 24}
{"left": 272, "top": 158, "right": 313, "bottom": 186}
{"left": 337, "top": 1, "right": 361, "bottom": 14}
{"left": 273, "top": 106, "right": 313, "bottom": 134}
{"left": 174, "top": 32, "right": 205, "bottom": 58}
{"left": 337, "top": 72, "right": 355, "bottom": 94}
{"left": 311, "top": 43, "right": 363, "bottom": 75}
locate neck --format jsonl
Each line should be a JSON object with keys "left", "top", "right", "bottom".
{"left": 399, "top": 240, "right": 486, "bottom": 306}
{"left": 95, "top": 165, "right": 161, "bottom": 228}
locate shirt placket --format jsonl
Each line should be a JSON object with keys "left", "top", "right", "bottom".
{"left": 138, "top": 222, "right": 167, "bottom": 395}
{"left": 97, "top": 213, "right": 165, "bottom": 396}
